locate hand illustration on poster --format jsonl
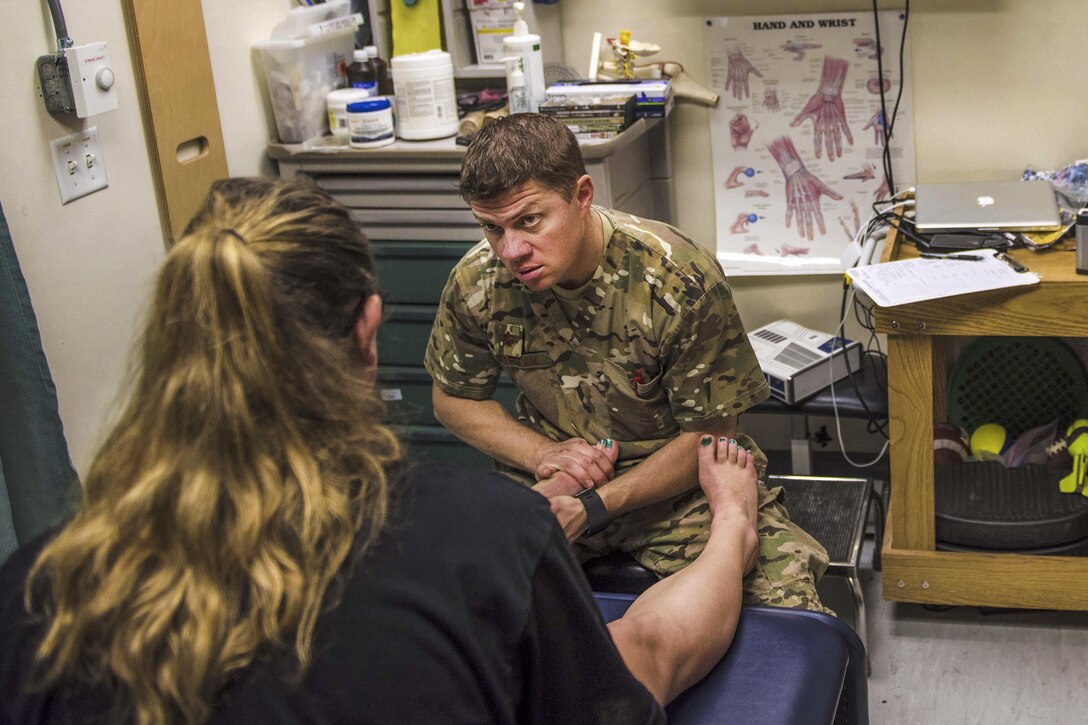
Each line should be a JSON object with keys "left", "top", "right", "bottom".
{"left": 768, "top": 135, "right": 844, "bottom": 240}
{"left": 729, "top": 113, "right": 756, "bottom": 149}
{"left": 725, "top": 47, "right": 763, "bottom": 99}
{"left": 706, "top": 11, "right": 915, "bottom": 275}
{"left": 790, "top": 56, "right": 854, "bottom": 161}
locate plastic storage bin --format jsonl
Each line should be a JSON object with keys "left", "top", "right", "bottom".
{"left": 255, "top": 2, "right": 356, "bottom": 143}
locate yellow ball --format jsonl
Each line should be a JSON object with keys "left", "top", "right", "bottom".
{"left": 970, "top": 423, "right": 1009, "bottom": 459}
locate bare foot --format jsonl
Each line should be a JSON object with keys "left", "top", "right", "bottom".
{"left": 697, "top": 435, "right": 759, "bottom": 570}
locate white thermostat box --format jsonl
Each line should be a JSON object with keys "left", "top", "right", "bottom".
{"left": 67, "top": 42, "right": 119, "bottom": 118}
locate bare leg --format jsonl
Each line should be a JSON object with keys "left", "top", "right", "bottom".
{"left": 607, "top": 435, "right": 759, "bottom": 705}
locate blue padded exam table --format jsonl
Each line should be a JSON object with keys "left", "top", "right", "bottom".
{"left": 594, "top": 592, "right": 869, "bottom": 725}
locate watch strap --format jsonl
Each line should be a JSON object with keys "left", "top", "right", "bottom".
{"left": 575, "top": 488, "right": 612, "bottom": 536}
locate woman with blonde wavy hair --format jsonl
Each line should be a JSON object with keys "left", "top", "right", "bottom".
{"left": 1, "top": 177, "right": 759, "bottom": 724}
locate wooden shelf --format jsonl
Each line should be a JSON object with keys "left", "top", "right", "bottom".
{"left": 878, "top": 228, "right": 1088, "bottom": 608}
{"left": 874, "top": 231, "right": 1088, "bottom": 337}
{"left": 881, "top": 513, "right": 1088, "bottom": 610}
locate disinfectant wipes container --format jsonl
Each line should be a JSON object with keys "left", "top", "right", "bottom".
{"left": 255, "top": 1, "right": 358, "bottom": 143}
{"left": 391, "top": 50, "right": 458, "bottom": 140}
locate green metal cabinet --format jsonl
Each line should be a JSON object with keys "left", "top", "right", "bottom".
{"left": 272, "top": 122, "right": 672, "bottom": 471}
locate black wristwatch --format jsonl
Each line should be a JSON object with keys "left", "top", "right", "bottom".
{"left": 575, "top": 488, "right": 613, "bottom": 536}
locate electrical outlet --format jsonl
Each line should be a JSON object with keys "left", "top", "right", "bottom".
{"left": 49, "top": 127, "right": 108, "bottom": 204}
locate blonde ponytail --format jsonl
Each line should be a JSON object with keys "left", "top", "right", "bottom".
{"left": 27, "top": 178, "right": 401, "bottom": 724}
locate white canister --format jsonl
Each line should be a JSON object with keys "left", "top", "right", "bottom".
{"left": 390, "top": 50, "right": 458, "bottom": 140}
{"left": 327, "top": 88, "right": 371, "bottom": 138}
{"left": 347, "top": 98, "right": 396, "bottom": 148}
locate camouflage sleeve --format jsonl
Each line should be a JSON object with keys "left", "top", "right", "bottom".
{"left": 424, "top": 268, "right": 501, "bottom": 401}
{"left": 661, "top": 281, "right": 770, "bottom": 429}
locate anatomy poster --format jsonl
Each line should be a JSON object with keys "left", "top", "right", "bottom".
{"left": 706, "top": 12, "right": 915, "bottom": 275}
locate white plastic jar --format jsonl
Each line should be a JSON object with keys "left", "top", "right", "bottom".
{"left": 347, "top": 98, "right": 396, "bottom": 148}
{"left": 327, "top": 87, "right": 372, "bottom": 138}
{"left": 390, "top": 50, "right": 458, "bottom": 140}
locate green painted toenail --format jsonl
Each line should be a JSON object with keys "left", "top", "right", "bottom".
{"left": 701, "top": 435, "right": 713, "bottom": 446}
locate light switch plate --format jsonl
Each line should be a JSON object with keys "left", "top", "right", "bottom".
{"left": 50, "top": 127, "right": 108, "bottom": 204}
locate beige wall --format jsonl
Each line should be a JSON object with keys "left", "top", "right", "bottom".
{"left": 203, "top": 0, "right": 285, "bottom": 178}
{"left": 556, "top": 0, "right": 1088, "bottom": 336}
{"left": 1, "top": 2, "right": 166, "bottom": 475}
{"left": 0, "top": 1, "right": 292, "bottom": 476}
{"left": 5, "top": 1, "right": 1086, "bottom": 474}
{"left": 213, "top": 0, "right": 1088, "bottom": 337}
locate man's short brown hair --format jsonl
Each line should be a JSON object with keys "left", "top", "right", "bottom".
{"left": 458, "top": 113, "right": 587, "bottom": 202}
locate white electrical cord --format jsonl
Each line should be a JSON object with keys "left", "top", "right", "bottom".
{"left": 809, "top": 197, "right": 913, "bottom": 468}
{"left": 830, "top": 283, "right": 889, "bottom": 469}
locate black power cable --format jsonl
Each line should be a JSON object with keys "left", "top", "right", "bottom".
{"left": 884, "top": 0, "right": 911, "bottom": 170}
{"left": 836, "top": 283, "right": 888, "bottom": 441}
{"left": 871, "top": 0, "right": 911, "bottom": 200}
{"left": 871, "top": 0, "right": 894, "bottom": 194}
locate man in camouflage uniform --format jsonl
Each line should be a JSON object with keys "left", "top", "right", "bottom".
{"left": 425, "top": 114, "right": 829, "bottom": 612}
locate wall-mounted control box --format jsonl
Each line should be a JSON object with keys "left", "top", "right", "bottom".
{"left": 36, "top": 41, "right": 119, "bottom": 117}
{"left": 66, "top": 42, "right": 119, "bottom": 117}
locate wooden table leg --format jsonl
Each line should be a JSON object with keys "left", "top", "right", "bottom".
{"left": 887, "top": 334, "right": 936, "bottom": 551}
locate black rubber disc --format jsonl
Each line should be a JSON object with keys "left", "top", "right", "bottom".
{"left": 935, "top": 461, "right": 1088, "bottom": 549}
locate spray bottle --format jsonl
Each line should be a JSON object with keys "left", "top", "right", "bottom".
{"left": 501, "top": 1, "right": 545, "bottom": 112}
{"left": 503, "top": 57, "right": 530, "bottom": 115}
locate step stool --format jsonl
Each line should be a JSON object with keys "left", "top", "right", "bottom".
{"left": 769, "top": 474, "right": 875, "bottom": 662}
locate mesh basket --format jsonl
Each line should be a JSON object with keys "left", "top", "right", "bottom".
{"left": 946, "top": 337, "right": 1088, "bottom": 438}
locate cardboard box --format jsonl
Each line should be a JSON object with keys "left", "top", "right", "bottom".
{"left": 466, "top": 1, "right": 516, "bottom": 65}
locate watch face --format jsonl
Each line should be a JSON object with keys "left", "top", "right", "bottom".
{"left": 575, "top": 488, "right": 612, "bottom": 536}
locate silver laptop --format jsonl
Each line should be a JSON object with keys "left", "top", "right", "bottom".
{"left": 914, "top": 180, "right": 1062, "bottom": 233}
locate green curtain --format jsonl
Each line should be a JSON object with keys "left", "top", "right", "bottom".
{"left": 0, "top": 199, "right": 78, "bottom": 563}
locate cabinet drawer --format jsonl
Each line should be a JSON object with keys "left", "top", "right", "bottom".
{"left": 372, "top": 240, "right": 475, "bottom": 304}
{"left": 317, "top": 173, "right": 464, "bottom": 209}
{"left": 351, "top": 209, "right": 481, "bottom": 242}
{"left": 391, "top": 424, "right": 496, "bottom": 471}
{"left": 378, "top": 365, "right": 519, "bottom": 426}
{"left": 378, "top": 305, "right": 435, "bottom": 367}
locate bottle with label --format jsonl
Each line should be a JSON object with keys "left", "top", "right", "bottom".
{"left": 503, "top": 57, "right": 530, "bottom": 115}
{"left": 363, "top": 45, "right": 394, "bottom": 97}
{"left": 502, "top": 1, "right": 545, "bottom": 112}
{"left": 327, "top": 87, "right": 372, "bottom": 138}
{"left": 346, "top": 48, "right": 378, "bottom": 96}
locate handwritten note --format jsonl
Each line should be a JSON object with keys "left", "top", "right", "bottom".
{"left": 845, "top": 249, "right": 1039, "bottom": 307}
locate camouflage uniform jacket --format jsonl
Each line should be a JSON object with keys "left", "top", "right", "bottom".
{"left": 424, "top": 207, "right": 770, "bottom": 477}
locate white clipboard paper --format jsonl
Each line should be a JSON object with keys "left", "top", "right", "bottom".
{"left": 845, "top": 249, "right": 1039, "bottom": 307}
